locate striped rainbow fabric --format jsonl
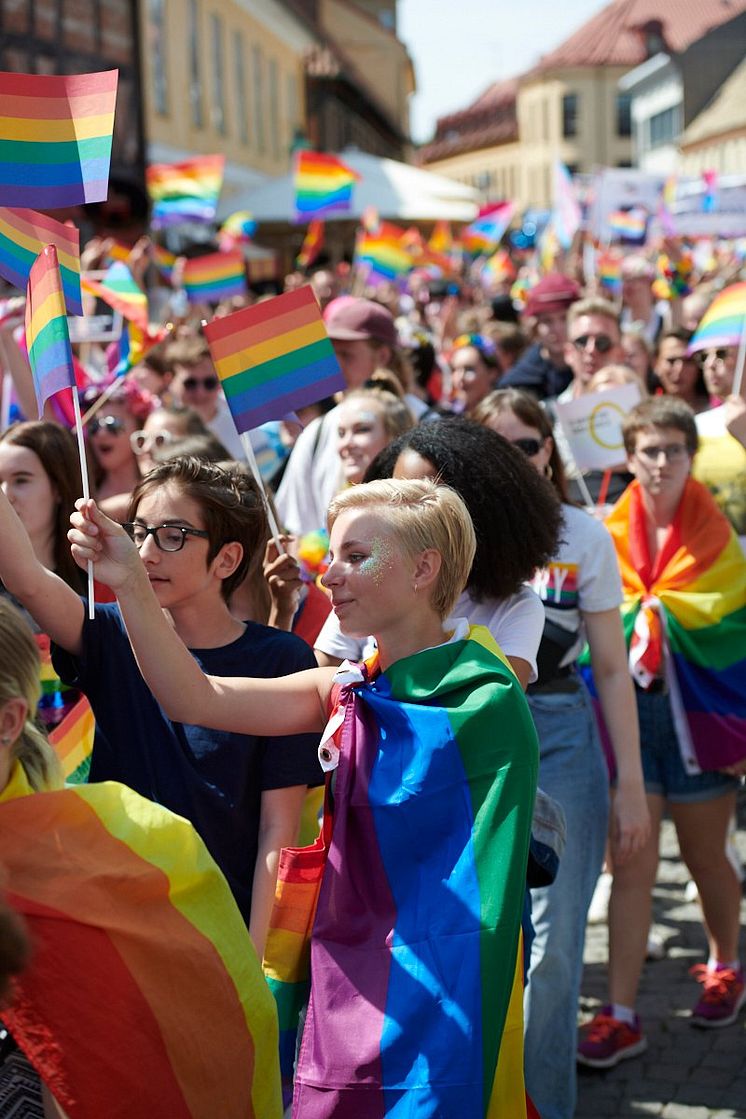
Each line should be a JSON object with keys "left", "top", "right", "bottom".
{"left": 688, "top": 281, "right": 746, "bottom": 354}
{"left": 0, "top": 761, "right": 282, "bottom": 1119}
{"left": 182, "top": 250, "right": 247, "bottom": 304}
{"left": 462, "top": 202, "right": 515, "bottom": 256}
{"left": 604, "top": 478, "right": 746, "bottom": 771}
{"left": 82, "top": 261, "right": 148, "bottom": 329}
{"left": 355, "top": 220, "right": 413, "bottom": 282}
{"left": 282, "top": 624, "right": 538, "bottom": 1118}
{"left": 48, "top": 695, "right": 94, "bottom": 784}
{"left": 24, "top": 245, "right": 76, "bottom": 417}
{"left": 296, "top": 218, "right": 325, "bottom": 270}
{"left": 0, "top": 207, "right": 82, "bottom": 314}
{"left": 609, "top": 207, "right": 647, "bottom": 243}
{"left": 204, "top": 285, "right": 343, "bottom": 432}
{"left": 147, "top": 154, "right": 225, "bottom": 228}
{"left": 153, "top": 243, "right": 177, "bottom": 283}
{"left": 294, "top": 151, "right": 360, "bottom": 221}
{"left": 0, "top": 69, "right": 118, "bottom": 208}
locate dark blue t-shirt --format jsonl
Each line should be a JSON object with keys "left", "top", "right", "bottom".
{"left": 52, "top": 603, "right": 322, "bottom": 925}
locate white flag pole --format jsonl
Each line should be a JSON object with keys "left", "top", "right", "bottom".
{"left": 731, "top": 311, "right": 746, "bottom": 399}
{"left": 240, "top": 432, "right": 285, "bottom": 553}
{"left": 71, "top": 388, "right": 96, "bottom": 619}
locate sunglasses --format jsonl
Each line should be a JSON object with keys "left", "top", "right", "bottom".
{"left": 88, "top": 415, "right": 126, "bottom": 436}
{"left": 696, "top": 348, "right": 731, "bottom": 366}
{"left": 510, "top": 437, "right": 542, "bottom": 457}
{"left": 130, "top": 429, "right": 174, "bottom": 455}
{"left": 572, "top": 333, "right": 614, "bottom": 354}
{"left": 182, "top": 376, "right": 219, "bottom": 391}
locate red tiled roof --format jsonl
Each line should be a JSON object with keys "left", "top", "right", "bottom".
{"left": 530, "top": 0, "right": 746, "bottom": 73}
{"left": 418, "top": 116, "right": 518, "bottom": 163}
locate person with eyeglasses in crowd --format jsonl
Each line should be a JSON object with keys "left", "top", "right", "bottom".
{"left": 83, "top": 380, "right": 153, "bottom": 519}
{"left": 577, "top": 397, "right": 746, "bottom": 1069}
{"left": 166, "top": 334, "right": 244, "bottom": 460}
{"left": 470, "top": 387, "right": 649, "bottom": 1119}
{"left": 0, "top": 456, "right": 321, "bottom": 957}
{"left": 129, "top": 402, "right": 209, "bottom": 475}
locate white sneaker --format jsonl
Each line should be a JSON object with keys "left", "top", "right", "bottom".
{"left": 587, "top": 871, "right": 613, "bottom": 925}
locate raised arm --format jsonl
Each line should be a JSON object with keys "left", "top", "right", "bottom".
{"left": 0, "top": 488, "right": 84, "bottom": 653}
{"left": 69, "top": 500, "right": 333, "bottom": 737}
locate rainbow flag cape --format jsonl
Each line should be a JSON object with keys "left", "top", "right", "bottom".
{"left": 0, "top": 69, "right": 118, "bottom": 208}
{"left": 355, "top": 220, "right": 413, "bottom": 282}
{"left": 183, "top": 249, "right": 247, "bottom": 304}
{"left": 296, "top": 218, "right": 325, "bottom": 270}
{"left": 0, "top": 762, "right": 282, "bottom": 1119}
{"left": 462, "top": 202, "right": 515, "bottom": 256}
{"left": 283, "top": 624, "right": 538, "bottom": 1118}
{"left": 82, "top": 261, "right": 148, "bottom": 329}
{"left": 602, "top": 479, "right": 746, "bottom": 772}
{"left": 204, "top": 285, "right": 343, "bottom": 433}
{"left": 24, "top": 245, "right": 76, "bottom": 417}
{"left": 609, "top": 207, "right": 647, "bottom": 244}
{"left": 0, "top": 207, "right": 82, "bottom": 315}
{"left": 49, "top": 695, "right": 94, "bottom": 783}
{"left": 147, "top": 154, "right": 225, "bottom": 227}
{"left": 294, "top": 151, "right": 360, "bottom": 221}
{"left": 688, "top": 281, "right": 746, "bottom": 354}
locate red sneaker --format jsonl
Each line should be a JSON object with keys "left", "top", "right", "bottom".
{"left": 577, "top": 1006, "right": 647, "bottom": 1068}
{"left": 690, "top": 964, "right": 746, "bottom": 1028}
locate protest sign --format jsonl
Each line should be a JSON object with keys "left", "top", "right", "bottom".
{"left": 555, "top": 383, "right": 641, "bottom": 471}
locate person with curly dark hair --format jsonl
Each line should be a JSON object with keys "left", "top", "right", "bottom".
{"left": 315, "top": 415, "right": 562, "bottom": 691}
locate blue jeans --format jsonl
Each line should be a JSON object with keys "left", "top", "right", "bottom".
{"left": 524, "top": 682, "right": 610, "bottom": 1119}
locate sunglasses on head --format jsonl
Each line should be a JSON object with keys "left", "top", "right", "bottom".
{"left": 183, "top": 375, "right": 219, "bottom": 391}
{"left": 572, "top": 333, "right": 614, "bottom": 354}
{"left": 510, "top": 437, "right": 542, "bottom": 457}
{"left": 88, "top": 415, "right": 126, "bottom": 436}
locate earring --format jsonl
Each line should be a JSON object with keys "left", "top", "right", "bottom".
{"left": 544, "top": 462, "right": 553, "bottom": 480}
{"left": 1, "top": 735, "right": 10, "bottom": 745}
{"left": 413, "top": 583, "right": 418, "bottom": 594}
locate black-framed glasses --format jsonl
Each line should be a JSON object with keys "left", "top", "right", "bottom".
{"left": 123, "top": 522, "right": 210, "bottom": 552}
{"left": 183, "top": 375, "right": 219, "bottom": 391}
{"left": 88, "top": 415, "right": 126, "bottom": 436}
{"left": 695, "top": 348, "right": 731, "bottom": 366}
{"left": 572, "top": 333, "right": 614, "bottom": 354}
{"left": 511, "top": 437, "right": 542, "bottom": 457}
{"left": 130, "top": 430, "right": 174, "bottom": 455}
{"left": 635, "top": 444, "right": 689, "bottom": 464}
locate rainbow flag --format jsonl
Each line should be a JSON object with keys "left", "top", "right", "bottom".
{"left": 153, "top": 243, "right": 177, "bottom": 283}
{"left": 147, "top": 154, "right": 225, "bottom": 227}
{"left": 49, "top": 695, "right": 94, "bottom": 784}
{"left": 462, "top": 202, "right": 515, "bottom": 256}
{"left": 0, "top": 69, "right": 118, "bottom": 208}
{"left": 0, "top": 762, "right": 282, "bottom": 1119}
{"left": 280, "top": 625, "right": 538, "bottom": 1117}
{"left": 428, "top": 220, "right": 453, "bottom": 255}
{"left": 598, "top": 250, "right": 622, "bottom": 295}
{"left": 483, "top": 249, "right": 516, "bottom": 284}
{"left": 24, "top": 245, "right": 76, "bottom": 417}
{"left": 294, "top": 151, "right": 360, "bottom": 221}
{"left": 109, "top": 321, "right": 166, "bottom": 379}
{"left": 219, "top": 210, "right": 257, "bottom": 247}
{"left": 0, "top": 207, "right": 82, "bottom": 315}
{"left": 204, "top": 285, "right": 344, "bottom": 433}
{"left": 355, "top": 220, "right": 413, "bottom": 282}
{"left": 601, "top": 479, "right": 746, "bottom": 772}
{"left": 609, "top": 207, "right": 647, "bottom": 244}
{"left": 296, "top": 218, "right": 325, "bottom": 270}
{"left": 107, "top": 241, "right": 133, "bottom": 264}
{"left": 182, "top": 249, "right": 247, "bottom": 304}
{"left": 82, "top": 261, "right": 148, "bottom": 329}
{"left": 688, "top": 281, "right": 746, "bottom": 354}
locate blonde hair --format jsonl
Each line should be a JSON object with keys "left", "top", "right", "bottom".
{"left": 0, "top": 601, "right": 61, "bottom": 792}
{"left": 567, "top": 297, "right": 621, "bottom": 333}
{"left": 327, "top": 478, "right": 476, "bottom": 619}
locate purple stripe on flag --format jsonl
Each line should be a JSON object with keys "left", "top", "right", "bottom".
{"left": 229, "top": 373, "right": 343, "bottom": 433}
{"left": 1, "top": 180, "right": 110, "bottom": 208}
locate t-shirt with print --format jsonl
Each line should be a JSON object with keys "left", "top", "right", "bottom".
{"left": 52, "top": 603, "right": 322, "bottom": 925}
{"left": 530, "top": 503, "right": 623, "bottom": 669}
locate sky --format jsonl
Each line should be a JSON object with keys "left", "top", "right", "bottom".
{"left": 397, "top": 0, "right": 608, "bottom": 142}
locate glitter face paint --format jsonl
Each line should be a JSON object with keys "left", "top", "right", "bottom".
{"left": 359, "top": 536, "right": 395, "bottom": 585}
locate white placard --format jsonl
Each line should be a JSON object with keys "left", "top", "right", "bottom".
{"left": 555, "top": 383, "right": 642, "bottom": 471}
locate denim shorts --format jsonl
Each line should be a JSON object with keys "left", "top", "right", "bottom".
{"left": 637, "top": 688, "right": 741, "bottom": 803}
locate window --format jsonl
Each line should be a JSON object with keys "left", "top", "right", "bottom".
{"left": 148, "top": 0, "right": 168, "bottom": 115}
{"left": 234, "top": 32, "right": 248, "bottom": 145}
{"left": 562, "top": 93, "right": 578, "bottom": 139}
{"left": 616, "top": 93, "right": 632, "bottom": 137}
{"left": 648, "top": 105, "right": 679, "bottom": 148}
{"left": 252, "top": 44, "right": 265, "bottom": 153}
{"left": 210, "top": 13, "right": 225, "bottom": 134}
{"left": 188, "top": 0, "right": 202, "bottom": 128}
{"left": 268, "top": 58, "right": 279, "bottom": 160}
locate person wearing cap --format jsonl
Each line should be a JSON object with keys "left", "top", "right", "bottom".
{"left": 498, "top": 274, "right": 580, "bottom": 400}
{"left": 275, "top": 297, "right": 419, "bottom": 536}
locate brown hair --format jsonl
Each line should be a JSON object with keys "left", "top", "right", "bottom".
{"left": 621, "top": 398, "right": 698, "bottom": 457}
{"left": 127, "top": 457, "right": 268, "bottom": 601}
{"left": 0, "top": 421, "right": 86, "bottom": 593}
{"left": 165, "top": 335, "right": 212, "bottom": 369}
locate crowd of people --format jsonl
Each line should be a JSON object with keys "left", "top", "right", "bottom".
{"left": 0, "top": 231, "right": 744, "bottom": 1119}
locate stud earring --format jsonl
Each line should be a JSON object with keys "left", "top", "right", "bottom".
{"left": 1, "top": 735, "right": 10, "bottom": 745}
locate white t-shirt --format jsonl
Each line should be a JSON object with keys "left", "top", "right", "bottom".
{"left": 530, "top": 503, "right": 623, "bottom": 666}
{"left": 314, "top": 583, "right": 545, "bottom": 683}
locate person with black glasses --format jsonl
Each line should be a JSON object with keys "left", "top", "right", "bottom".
{"left": 0, "top": 456, "right": 321, "bottom": 956}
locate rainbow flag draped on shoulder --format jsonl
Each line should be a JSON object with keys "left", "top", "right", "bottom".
{"left": 0, "top": 763, "right": 282, "bottom": 1119}
{"left": 604, "top": 478, "right": 746, "bottom": 772}
{"left": 273, "top": 623, "right": 538, "bottom": 1119}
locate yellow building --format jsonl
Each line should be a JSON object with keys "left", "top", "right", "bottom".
{"left": 680, "top": 56, "right": 746, "bottom": 176}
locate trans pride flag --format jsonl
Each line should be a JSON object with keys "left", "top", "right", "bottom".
{"left": 278, "top": 624, "right": 538, "bottom": 1118}
{"left": 604, "top": 479, "right": 746, "bottom": 772}
{"left": 0, "top": 762, "right": 282, "bottom": 1119}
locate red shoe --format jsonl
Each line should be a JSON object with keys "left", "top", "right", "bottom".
{"left": 690, "top": 964, "right": 746, "bottom": 1028}
{"left": 577, "top": 1007, "right": 647, "bottom": 1068}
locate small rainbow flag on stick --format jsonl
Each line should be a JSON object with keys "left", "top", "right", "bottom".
{"left": 24, "top": 246, "right": 76, "bottom": 417}
{"left": 0, "top": 69, "right": 118, "bottom": 208}
{"left": 204, "top": 285, "right": 344, "bottom": 432}
{"left": 294, "top": 151, "right": 360, "bottom": 222}
{"left": 688, "top": 282, "right": 746, "bottom": 354}
{"left": 462, "top": 202, "right": 515, "bottom": 256}
{"left": 153, "top": 243, "right": 176, "bottom": 283}
{"left": 49, "top": 695, "right": 94, "bottom": 784}
{"left": 609, "top": 207, "right": 647, "bottom": 244}
{"left": 147, "top": 154, "right": 225, "bottom": 227}
{"left": 0, "top": 207, "right": 82, "bottom": 315}
{"left": 183, "top": 250, "right": 247, "bottom": 304}
{"left": 355, "top": 220, "right": 413, "bottom": 282}
{"left": 82, "top": 261, "right": 148, "bottom": 329}
{"left": 296, "top": 219, "right": 325, "bottom": 270}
